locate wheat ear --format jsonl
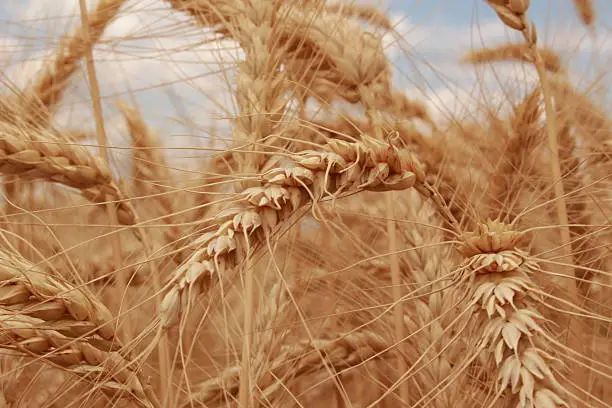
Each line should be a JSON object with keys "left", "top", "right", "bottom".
{"left": 21, "top": 0, "right": 126, "bottom": 123}
{"left": 462, "top": 43, "right": 563, "bottom": 73}
{"left": 456, "top": 220, "right": 568, "bottom": 407}
{"left": 118, "top": 101, "right": 179, "bottom": 242}
{"left": 230, "top": 0, "right": 292, "bottom": 182}
{"left": 0, "top": 310, "right": 155, "bottom": 407}
{"left": 160, "top": 135, "right": 425, "bottom": 329}
{"left": 488, "top": 87, "right": 543, "bottom": 221}
{"left": 398, "top": 191, "right": 465, "bottom": 406}
{"left": 0, "top": 122, "right": 139, "bottom": 228}
{"left": 324, "top": 2, "right": 394, "bottom": 29}
{"left": 165, "top": 0, "right": 291, "bottom": 179}
{"left": 0, "top": 248, "right": 118, "bottom": 342}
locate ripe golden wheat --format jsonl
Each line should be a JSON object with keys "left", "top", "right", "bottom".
{"left": 0, "top": 0, "right": 609, "bottom": 407}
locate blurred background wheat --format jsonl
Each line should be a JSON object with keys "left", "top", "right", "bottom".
{"left": 0, "top": 0, "right": 610, "bottom": 407}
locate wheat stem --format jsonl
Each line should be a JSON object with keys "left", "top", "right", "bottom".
{"left": 386, "top": 192, "right": 410, "bottom": 404}
{"left": 77, "top": 0, "right": 132, "bottom": 353}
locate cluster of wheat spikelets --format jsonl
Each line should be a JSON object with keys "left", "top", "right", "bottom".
{"left": 0, "top": 0, "right": 609, "bottom": 407}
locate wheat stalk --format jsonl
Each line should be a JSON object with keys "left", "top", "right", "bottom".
{"left": 483, "top": 1, "right": 587, "bottom": 390}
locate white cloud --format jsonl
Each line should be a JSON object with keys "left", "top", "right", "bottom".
{"left": 4, "top": 0, "right": 612, "bottom": 175}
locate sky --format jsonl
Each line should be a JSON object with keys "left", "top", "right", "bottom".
{"left": 1, "top": 0, "right": 611, "bottom": 171}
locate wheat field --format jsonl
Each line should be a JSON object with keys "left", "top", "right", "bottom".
{"left": 0, "top": 0, "right": 610, "bottom": 407}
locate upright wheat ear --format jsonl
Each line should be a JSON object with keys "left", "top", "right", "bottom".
{"left": 483, "top": 1, "right": 587, "bottom": 390}
{"left": 456, "top": 220, "right": 568, "bottom": 408}
{"left": 118, "top": 101, "right": 178, "bottom": 242}
{"left": 21, "top": 0, "right": 126, "bottom": 123}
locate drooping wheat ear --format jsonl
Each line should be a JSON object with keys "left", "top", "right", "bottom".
{"left": 0, "top": 122, "right": 139, "bottom": 227}
{"left": 160, "top": 135, "right": 426, "bottom": 328}
{"left": 462, "top": 43, "right": 563, "bottom": 73}
{"left": 488, "top": 87, "right": 544, "bottom": 221}
{"left": 456, "top": 220, "right": 569, "bottom": 408}
{"left": 118, "top": 101, "right": 178, "bottom": 241}
{"left": 280, "top": 8, "right": 388, "bottom": 107}
{"left": 0, "top": 310, "right": 154, "bottom": 408}
{"left": 0, "top": 248, "right": 119, "bottom": 342}
{"left": 183, "top": 330, "right": 389, "bottom": 407}
{"left": 20, "top": 0, "right": 126, "bottom": 123}
{"left": 572, "top": 0, "right": 595, "bottom": 26}
{"left": 168, "top": 1, "right": 428, "bottom": 125}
